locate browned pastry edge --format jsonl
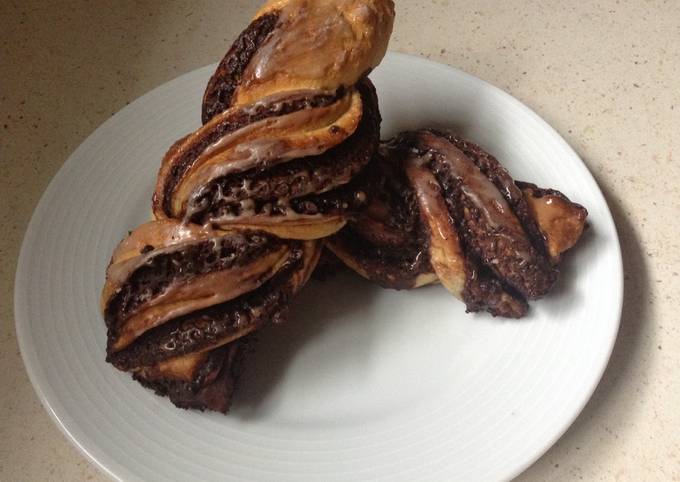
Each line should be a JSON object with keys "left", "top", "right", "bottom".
{"left": 516, "top": 181, "right": 588, "bottom": 263}
{"left": 133, "top": 340, "right": 250, "bottom": 413}
{"left": 201, "top": 12, "right": 280, "bottom": 124}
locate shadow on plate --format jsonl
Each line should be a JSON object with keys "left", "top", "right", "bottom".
{"left": 230, "top": 269, "right": 381, "bottom": 418}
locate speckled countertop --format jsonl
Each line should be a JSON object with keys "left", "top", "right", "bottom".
{"left": 1, "top": 1, "right": 679, "bottom": 480}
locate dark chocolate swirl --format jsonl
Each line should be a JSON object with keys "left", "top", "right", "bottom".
{"left": 327, "top": 130, "right": 588, "bottom": 318}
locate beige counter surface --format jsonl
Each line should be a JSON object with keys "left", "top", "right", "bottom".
{"left": 1, "top": 1, "right": 678, "bottom": 480}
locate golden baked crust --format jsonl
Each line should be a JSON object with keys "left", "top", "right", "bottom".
{"left": 403, "top": 159, "right": 467, "bottom": 297}
{"left": 235, "top": 0, "right": 395, "bottom": 105}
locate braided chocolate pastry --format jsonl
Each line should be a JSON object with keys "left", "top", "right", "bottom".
{"left": 327, "top": 130, "right": 588, "bottom": 318}
{"left": 102, "top": 0, "right": 394, "bottom": 412}
{"left": 153, "top": 0, "right": 394, "bottom": 240}
{"left": 101, "top": 0, "right": 589, "bottom": 413}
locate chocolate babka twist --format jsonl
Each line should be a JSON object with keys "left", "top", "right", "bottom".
{"left": 327, "top": 130, "right": 588, "bottom": 318}
{"left": 101, "top": 0, "right": 395, "bottom": 413}
{"left": 153, "top": 0, "right": 395, "bottom": 240}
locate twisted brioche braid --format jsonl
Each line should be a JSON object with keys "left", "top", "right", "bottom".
{"left": 101, "top": 1, "right": 589, "bottom": 413}
{"left": 102, "top": 0, "right": 394, "bottom": 412}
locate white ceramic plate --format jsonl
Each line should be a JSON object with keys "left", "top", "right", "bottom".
{"left": 15, "top": 52, "right": 622, "bottom": 481}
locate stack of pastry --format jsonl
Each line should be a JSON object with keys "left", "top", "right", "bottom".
{"left": 102, "top": 0, "right": 395, "bottom": 412}
{"left": 102, "top": 0, "right": 588, "bottom": 413}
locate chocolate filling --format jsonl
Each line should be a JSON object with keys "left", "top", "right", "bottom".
{"left": 108, "top": 243, "right": 304, "bottom": 371}
{"left": 329, "top": 151, "right": 433, "bottom": 289}
{"left": 159, "top": 88, "right": 346, "bottom": 217}
{"left": 461, "top": 259, "right": 528, "bottom": 318}
{"left": 434, "top": 131, "right": 554, "bottom": 262}
{"left": 104, "top": 232, "right": 284, "bottom": 342}
{"left": 362, "top": 149, "right": 423, "bottom": 246}
{"left": 198, "top": 164, "right": 373, "bottom": 222}
{"left": 289, "top": 167, "right": 372, "bottom": 214}
{"left": 426, "top": 147, "right": 556, "bottom": 300}
{"left": 312, "top": 248, "right": 345, "bottom": 281}
{"left": 201, "top": 12, "right": 280, "bottom": 123}
{"left": 333, "top": 227, "right": 431, "bottom": 290}
{"left": 188, "top": 79, "right": 380, "bottom": 224}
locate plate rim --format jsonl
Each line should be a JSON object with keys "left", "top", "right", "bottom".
{"left": 14, "top": 51, "right": 623, "bottom": 482}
